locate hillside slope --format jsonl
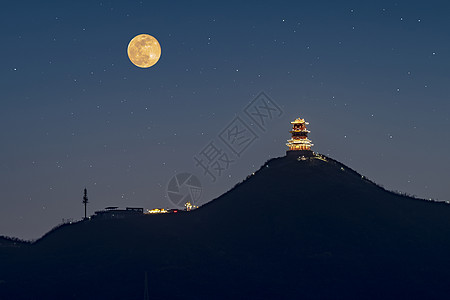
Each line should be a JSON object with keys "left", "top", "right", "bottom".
{"left": 1, "top": 153, "right": 450, "bottom": 299}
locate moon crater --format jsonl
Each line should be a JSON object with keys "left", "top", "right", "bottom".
{"left": 127, "top": 34, "right": 161, "bottom": 68}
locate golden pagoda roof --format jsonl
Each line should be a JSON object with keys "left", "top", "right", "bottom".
{"left": 291, "top": 118, "right": 309, "bottom": 125}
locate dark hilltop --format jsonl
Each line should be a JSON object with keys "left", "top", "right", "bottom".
{"left": 1, "top": 151, "right": 450, "bottom": 299}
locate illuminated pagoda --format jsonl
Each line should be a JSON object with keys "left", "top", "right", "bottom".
{"left": 286, "top": 117, "right": 314, "bottom": 156}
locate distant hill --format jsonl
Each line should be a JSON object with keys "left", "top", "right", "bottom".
{"left": 1, "top": 153, "right": 450, "bottom": 299}
{"left": 0, "top": 236, "right": 28, "bottom": 248}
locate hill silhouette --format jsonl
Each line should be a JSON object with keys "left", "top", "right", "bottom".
{"left": 1, "top": 153, "right": 450, "bottom": 299}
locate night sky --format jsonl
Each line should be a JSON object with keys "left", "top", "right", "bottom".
{"left": 1, "top": 1, "right": 449, "bottom": 239}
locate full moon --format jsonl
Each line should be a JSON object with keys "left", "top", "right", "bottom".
{"left": 127, "top": 34, "right": 161, "bottom": 68}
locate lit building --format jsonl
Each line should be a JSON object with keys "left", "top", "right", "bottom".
{"left": 146, "top": 208, "right": 168, "bottom": 214}
{"left": 286, "top": 117, "right": 314, "bottom": 153}
{"left": 184, "top": 201, "right": 198, "bottom": 211}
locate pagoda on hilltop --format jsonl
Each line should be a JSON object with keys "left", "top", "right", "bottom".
{"left": 286, "top": 117, "right": 314, "bottom": 156}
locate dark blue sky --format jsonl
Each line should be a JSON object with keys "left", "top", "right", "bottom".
{"left": 1, "top": 0, "right": 449, "bottom": 239}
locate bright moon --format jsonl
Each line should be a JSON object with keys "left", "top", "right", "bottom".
{"left": 127, "top": 34, "right": 161, "bottom": 68}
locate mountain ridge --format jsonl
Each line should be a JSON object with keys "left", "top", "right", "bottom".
{"left": 1, "top": 153, "right": 450, "bottom": 299}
